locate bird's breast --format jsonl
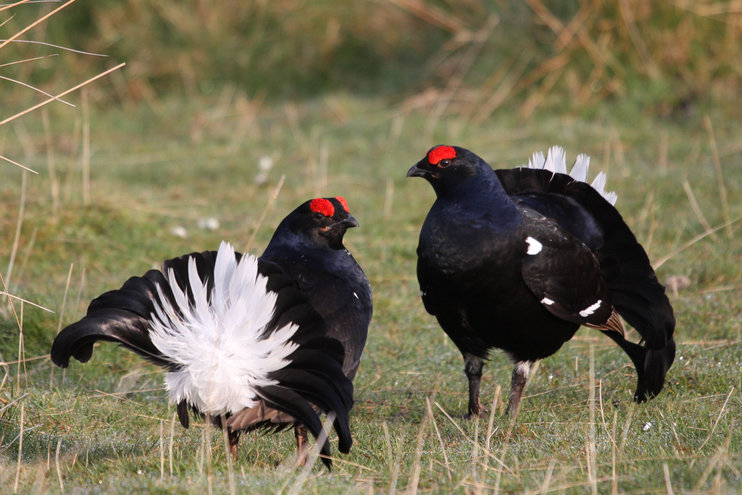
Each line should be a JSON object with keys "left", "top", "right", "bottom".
{"left": 419, "top": 216, "right": 520, "bottom": 278}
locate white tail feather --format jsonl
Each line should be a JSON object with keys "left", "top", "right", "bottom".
{"left": 570, "top": 154, "right": 590, "bottom": 182}
{"left": 528, "top": 151, "right": 545, "bottom": 169}
{"left": 149, "top": 241, "right": 299, "bottom": 416}
{"left": 545, "top": 146, "right": 567, "bottom": 174}
{"left": 591, "top": 171, "right": 607, "bottom": 195}
{"left": 525, "top": 146, "right": 617, "bottom": 205}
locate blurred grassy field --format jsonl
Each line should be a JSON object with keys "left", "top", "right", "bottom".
{"left": 2, "top": 1, "right": 741, "bottom": 494}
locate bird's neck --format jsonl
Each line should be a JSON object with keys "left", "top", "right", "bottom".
{"left": 263, "top": 231, "right": 346, "bottom": 265}
{"left": 436, "top": 171, "right": 522, "bottom": 227}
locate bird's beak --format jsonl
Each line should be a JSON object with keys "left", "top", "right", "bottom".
{"left": 341, "top": 214, "right": 359, "bottom": 229}
{"left": 407, "top": 163, "right": 426, "bottom": 178}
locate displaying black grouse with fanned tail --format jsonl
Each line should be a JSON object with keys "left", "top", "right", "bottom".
{"left": 51, "top": 197, "right": 370, "bottom": 468}
{"left": 232, "top": 196, "right": 372, "bottom": 462}
{"left": 407, "top": 145, "right": 675, "bottom": 417}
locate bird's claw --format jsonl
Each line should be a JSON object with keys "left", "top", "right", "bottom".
{"left": 464, "top": 401, "right": 489, "bottom": 419}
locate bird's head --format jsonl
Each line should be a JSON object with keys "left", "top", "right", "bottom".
{"left": 407, "top": 145, "right": 491, "bottom": 194}
{"left": 279, "top": 197, "right": 358, "bottom": 250}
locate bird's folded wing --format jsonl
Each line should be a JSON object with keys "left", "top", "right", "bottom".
{"left": 520, "top": 215, "right": 618, "bottom": 332}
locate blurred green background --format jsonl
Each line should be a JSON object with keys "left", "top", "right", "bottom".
{"left": 4, "top": 0, "right": 740, "bottom": 117}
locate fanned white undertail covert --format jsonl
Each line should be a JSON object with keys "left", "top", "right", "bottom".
{"left": 526, "top": 145, "right": 618, "bottom": 205}
{"left": 149, "top": 241, "right": 299, "bottom": 416}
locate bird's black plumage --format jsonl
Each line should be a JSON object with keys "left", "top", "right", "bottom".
{"left": 408, "top": 145, "right": 675, "bottom": 417}
{"left": 50, "top": 197, "right": 370, "bottom": 468}
{"left": 260, "top": 197, "right": 373, "bottom": 381}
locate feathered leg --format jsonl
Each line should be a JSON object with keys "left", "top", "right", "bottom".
{"left": 216, "top": 414, "right": 241, "bottom": 460}
{"left": 506, "top": 360, "right": 531, "bottom": 417}
{"left": 295, "top": 425, "right": 309, "bottom": 466}
{"left": 228, "top": 429, "right": 240, "bottom": 460}
{"left": 463, "top": 353, "right": 486, "bottom": 418}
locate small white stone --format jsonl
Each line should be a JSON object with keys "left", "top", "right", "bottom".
{"left": 197, "top": 217, "right": 220, "bottom": 231}
{"left": 258, "top": 155, "right": 273, "bottom": 171}
{"left": 171, "top": 226, "right": 188, "bottom": 238}
{"left": 254, "top": 155, "right": 274, "bottom": 185}
{"left": 642, "top": 422, "right": 652, "bottom": 432}
{"left": 525, "top": 237, "right": 543, "bottom": 255}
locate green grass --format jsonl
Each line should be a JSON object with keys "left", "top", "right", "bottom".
{"left": 1, "top": 92, "right": 741, "bottom": 494}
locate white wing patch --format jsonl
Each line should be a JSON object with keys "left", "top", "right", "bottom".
{"left": 525, "top": 237, "right": 543, "bottom": 255}
{"left": 525, "top": 145, "right": 618, "bottom": 205}
{"left": 579, "top": 299, "right": 602, "bottom": 317}
{"left": 149, "top": 241, "right": 299, "bottom": 417}
{"left": 541, "top": 296, "right": 555, "bottom": 306}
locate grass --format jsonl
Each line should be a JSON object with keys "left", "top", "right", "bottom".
{"left": 1, "top": 92, "right": 741, "bottom": 494}
{"left": 2, "top": 1, "right": 741, "bottom": 493}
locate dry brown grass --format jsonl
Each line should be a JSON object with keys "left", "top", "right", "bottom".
{"left": 392, "top": 0, "right": 742, "bottom": 119}
{"left": 6, "top": 1, "right": 741, "bottom": 117}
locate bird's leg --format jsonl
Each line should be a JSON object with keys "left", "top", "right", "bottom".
{"left": 219, "top": 414, "right": 241, "bottom": 460}
{"left": 228, "top": 428, "right": 240, "bottom": 460}
{"left": 295, "top": 425, "right": 309, "bottom": 466}
{"left": 506, "top": 360, "right": 531, "bottom": 418}
{"left": 463, "top": 353, "right": 486, "bottom": 418}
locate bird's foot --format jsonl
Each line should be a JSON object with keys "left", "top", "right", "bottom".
{"left": 464, "top": 400, "right": 489, "bottom": 420}
{"left": 463, "top": 411, "right": 488, "bottom": 420}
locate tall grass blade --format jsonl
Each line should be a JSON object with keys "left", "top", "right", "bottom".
{"left": 0, "top": 63, "right": 126, "bottom": 127}
{"left": 703, "top": 115, "right": 733, "bottom": 239}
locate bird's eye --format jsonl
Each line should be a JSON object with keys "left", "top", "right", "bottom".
{"left": 438, "top": 159, "right": 452, "bottom": 168}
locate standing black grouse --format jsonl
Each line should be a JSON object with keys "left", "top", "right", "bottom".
{"left": 407, "top": 145, "right": 676, "bottom": 417}
{"left": 51, "top": 197, "right": 370, "bottom": 468}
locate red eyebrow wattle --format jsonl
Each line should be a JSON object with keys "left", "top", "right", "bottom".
{"left": 309, "top": 198, "right": 335, "bottom": 217}
{"left": 428, "top": 145, "right": 456, "bottom": 165}
{"left": 335, "top": 196, "right": 349, "bottom": 213}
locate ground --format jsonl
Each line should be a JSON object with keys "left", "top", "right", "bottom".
{"left": 1, "top": 92, "right": 740, "bottom": 493}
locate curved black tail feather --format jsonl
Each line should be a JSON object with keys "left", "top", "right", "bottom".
{"left": 601, "top": 330, "right": 676, "bottom": 401}
{"left": 50, "top": 273, "right": 172, "bottom": 369}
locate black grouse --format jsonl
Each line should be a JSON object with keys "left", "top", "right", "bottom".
{"left": 235, "top": 196, "right": 372, "bottom": 458}
{"left": 407, "top": 145, "right": 676, "bottom": 417}
{"left": 51, "top": 197, "right": 370, "bottom": 467}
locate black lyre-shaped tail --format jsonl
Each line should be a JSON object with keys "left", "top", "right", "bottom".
{"left": 497, "top": 166, "right": 676, "bottom": 401}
